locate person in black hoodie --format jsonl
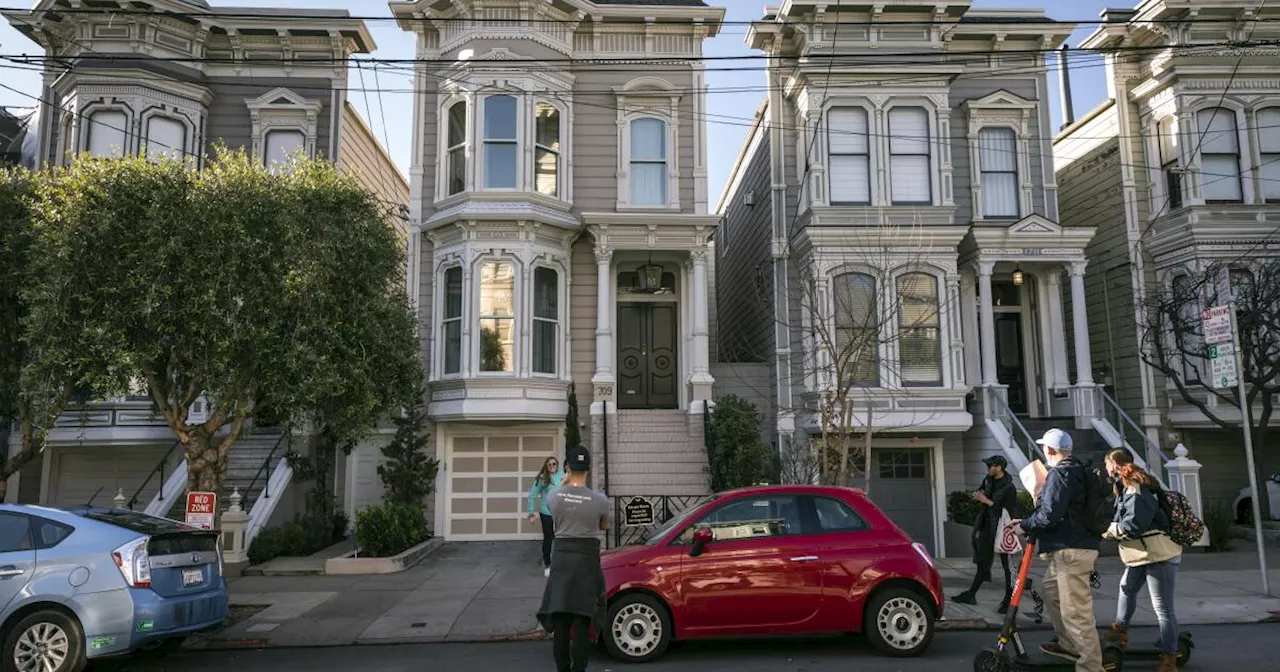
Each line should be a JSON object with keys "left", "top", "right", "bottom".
{"left": 953, "top": 454, "right": 1020, "bottom": 612}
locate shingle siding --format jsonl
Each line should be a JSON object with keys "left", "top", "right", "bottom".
{"left": 715, "top": 129, "right": 774, "bottom": 363}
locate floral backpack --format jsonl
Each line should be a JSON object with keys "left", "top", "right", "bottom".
{"left": 1155, "top": 487, "right": 1205, "bottom": 546}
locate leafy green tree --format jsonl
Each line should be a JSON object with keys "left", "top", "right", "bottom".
{"left": 25, "top": 152, "right": 417, "bottom": 494}
{"left": 378, "top": 377, "right": 439, "bottom": 507}
{"left": 710, "top": 395, "right": 775, "bottom": 491}
{"left": 565, "top": 383, "right": 581, "bottom": 449}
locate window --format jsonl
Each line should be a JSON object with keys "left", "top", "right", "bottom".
{"left": 1258, "top": 108, "right": 1280, "bottom": 202}
{"left": 690, "top": 495, "right": 803, "bottom": 541}
{"left": 979, "top": 127, "right": 1019, "bottom": 217}
{"left": 0, "top": 513, "right": 31, "bottom": 553}
{"left": 145, "top": 116, "right": 186, "bottom": 161}
{"left": 896, "top": 273, "right": 942, "bottom": 386}
{"left": 483, "top": 95, "right": 518, "bottom": 189}
{"left": 30, "top": 517, "right": 74, "bottom": 550}
{"left": 828, "top": 108, "right": 871, "bottom": 204}
{"left": 447, "top": 102, "right": 468, "bottom": 196}
{"left": 265, "top": 129, "right": 305, "bottom": 170}
{"left": 878, "top": 450, "right": 927, "bottom": 479}
{"left": 534, "top": 103, "right": 560, "bottom": 197}
{"left": 1157, "top": 117, "right": 1182, "bottom": 209}
{"left": 86, "top": 109, "right": 128, "bottom": 158}
{"left": 1197, "top": 107, "right": 1242, "bottom": 202}
{"left": 1171, "top": 275, "right": 1202, "bottom": 383}
{"left": 833, "top": 272, "right": 879, "bottom": 385}
{"left": 442, "top": 267, "right": 463, "bottom": 375}
{"left": 810, "top": 496, "right": 868, "bottom": 532}
{"left": 532, "top": 267, "right": 558, "bottom": 375}
{"left": 630, "top": 118, "right": 668, "bottom": 206}
{"left": 889, "top": 107, "right": 931, "bottom": 204}
{"left": 478, "top": 261, "right": 515, "bottom": 373}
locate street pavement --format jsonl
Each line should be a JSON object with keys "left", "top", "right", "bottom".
{"left": 99, "top": 623, "right": 1279, "bottom": 671}
{"left": 202, "top": 540, "right": 1280, "bottom": 649}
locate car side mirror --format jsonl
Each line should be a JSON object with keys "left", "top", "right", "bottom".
{"left": 690, "top": 527, "right": 714, "bottom": 557}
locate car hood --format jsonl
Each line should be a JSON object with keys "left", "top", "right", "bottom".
{"left": 601, "top": 544, "right": 651, "bottom": 570}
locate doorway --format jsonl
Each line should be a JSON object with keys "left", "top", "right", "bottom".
{"left": 995, "top": 313, "right": 1027, "bottom": 414}
{"left": 617, "top": 303, "right": 679, "bottom": 409}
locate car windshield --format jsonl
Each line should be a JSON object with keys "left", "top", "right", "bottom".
{"left": 643, "top": 504, "right": 706, "bottom": 546}
{"left": 80, "top": 510, "right": 197, "bottom": 535}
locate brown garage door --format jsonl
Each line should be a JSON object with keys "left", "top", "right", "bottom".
{"left": 446, "top": 434, "right": 558, "bottom": 541}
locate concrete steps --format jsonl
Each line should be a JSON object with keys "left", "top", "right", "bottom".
{"left": 606, "top": 410, "right": 711, "bottom": 496}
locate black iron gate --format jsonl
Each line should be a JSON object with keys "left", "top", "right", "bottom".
{"left": 609, "top": 494, "right": 712, "bottom": 548}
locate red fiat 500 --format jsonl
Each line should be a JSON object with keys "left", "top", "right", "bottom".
{"left": 600, "top": 485, "right": 943, "bottom": 663}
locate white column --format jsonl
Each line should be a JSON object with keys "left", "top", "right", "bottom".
{"left": 592, "top": 247, "right": 615, "bottom": 394}
{"left": 1069, "top": 261, "right": 1094, "bottom": 385}
{"left": 1045, "top": 270, "right": 1069, "bottom": 387}
{"left": 977, "top": 261, "right": 997, "bottom": 386}
{"left": 690, "top": 249, "right": 714, "bottom": 403}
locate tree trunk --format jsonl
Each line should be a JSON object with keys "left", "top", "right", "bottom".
{"left": 185, "top": 431, "right": 223, "bottom": 494}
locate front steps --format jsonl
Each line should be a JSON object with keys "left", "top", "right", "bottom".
{"left": 602, "top": 409, "right": 711, "bottom": 496}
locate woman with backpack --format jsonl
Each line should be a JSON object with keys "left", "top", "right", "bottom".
{"left": 1101, "top": 449, "right": 1182, "bottom": 672}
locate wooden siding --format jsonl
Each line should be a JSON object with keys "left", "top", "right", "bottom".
{"left": 338, "top": 102, "right": 410, "bottom": 244}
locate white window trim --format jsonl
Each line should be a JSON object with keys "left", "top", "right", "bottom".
{"left": 883, "top": 102, "right": 939, "bottom": 206}
{"left": 1144, "top": 112, "right": 1185, "bottom": 211}
{"left": 437, "top": 93, "right": 474, "bottom": 199}
{"left": 473, "top": 254, "right": 522, "bottom": 377}
{"left": 963, "top": 91, "right": 1036, "bottom": 221}
{"left": 1191, "top": 104, "right": 1249, "bottom": 204}
{"left": 824, "top": 267, "right": 883, "bottom": 389}
{"left": 139, "top": 108, "right": 195, "bottom": 162}
{"left": 1253, "top": 103, "right": 1280, "bottom": 203}
{"left": 824, "top": 104, "right": 875, "bottom": 206}
{"left": 479, "top": 93, "right": 523, "bottom": 192}
{"left": 528, "top": 260, "right": 569, "bottom": 379}
{"left": 437, "top": 261, "right": 467, "bottom": 379}
{"left": 78, "top": 103, "right": 135, "bottom": 157}
{"left": 614, "top": 77, "right": 682, "bottom": 211}
{"left": 529, "top": 98, "right": 572, "bottom": 202}
{"left": 888, "top": 268, "right": 947, "bottom": 388}
{"left": 245, "top": 87, "right": 321, "bottom": 165}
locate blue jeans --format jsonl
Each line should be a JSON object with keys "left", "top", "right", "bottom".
{"left": 1116, "top": 560, "right": 1179, "bottom": 654}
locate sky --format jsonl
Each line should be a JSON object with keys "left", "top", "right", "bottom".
{"left": 0, "top": 0, "right": 1118, "bottom": 201}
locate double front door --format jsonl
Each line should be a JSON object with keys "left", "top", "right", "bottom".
{"left": 617, "top": 303, "right": 678, "bottom": 409}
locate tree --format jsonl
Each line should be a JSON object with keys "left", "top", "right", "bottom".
{"left": 25, "top": 152, "right": 418, "bottom": 494}
{"left": 378, "top": 377, "right": 439, "bottom": 507}
{"left": 564, "top": 383, "right": 582, "bottom": 450}
{"left": 1141, "top": 260, "right": 1280, "bottom": 521}
{"left": 708, "top": 394, "right": 775, "bottom": 491}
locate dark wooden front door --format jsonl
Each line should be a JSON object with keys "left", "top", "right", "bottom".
{"left": 995, "top": 313, "right": 1028, "bottom": 414}
{"left": 617, "top": 303, "right": 678, "bottom": 409}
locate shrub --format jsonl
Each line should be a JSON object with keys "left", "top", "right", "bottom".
{"left": 947, "top": 490, "right": 984, "bottom": 526}
{"left": 356, "top": 502, "right": 428, "bottom": 558}
{"left": 1204, "top": 501, "right": 1235, "bottom": 552}
{"left": 379, "top": 379, "right": 439, "bottom": 508}
{"left": 709, "top": 395, "right": 776, "bottom": 491}
{"left": 246, "top": 510, "right": 349, "bottom": 566}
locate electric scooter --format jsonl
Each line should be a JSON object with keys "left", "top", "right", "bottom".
{"left": 974, "top": 537, "right": 1124, "bottom": 671}
{"left": 1110, "top": 631, "right": 1194, "bottom": 667}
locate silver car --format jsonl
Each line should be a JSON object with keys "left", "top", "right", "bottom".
{"left": 0, "top": 505, "right": 229, "bottom": 672}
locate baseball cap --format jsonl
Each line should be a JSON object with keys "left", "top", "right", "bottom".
{"left": 983, "top": 455, "right": 1008, "bottom": 468}
{"left": 565, "top": 444, "right": 591, "bottom": 472}
{"left": 1035, "top": 428, "right": 1073, "bottom": 451}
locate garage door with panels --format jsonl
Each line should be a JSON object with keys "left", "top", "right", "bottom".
{"left": 49, "top": 445, "right": 173, "bottom": 507}
{"left": 447, "top": 434, "right": 558, "bottom": 540}
{"left": 852, "top": 448, "right": 937, "bottom": 556}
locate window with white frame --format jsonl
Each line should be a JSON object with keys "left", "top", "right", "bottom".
{"left": 478, "top": 261, "right": 516, "bottom": 373}
{"left": 630, "top": 117, "right": 668, "bottom": 206}
{"left": 86, "top": 109, "right": 128, "bottom": 158}
{"left": 1157, "top": 116, "right": 1182, "bottom": 209}
{"left": 532, "top": 267, "right": 559, "bottom": 375}
{"left": 1258, "top": 108, "right": 1280, "bottom": 202}
{"left": 896, "top": 273, "right": 942, "bottom": 386}
{"left": 145, "top": 116, "right": 186, "bottom": 161}
{"left": 442, "top": 266, "right": 463, "bottom": 375}
{"left": 828, "top": 108, "right": 871, "bottom": 204}
{"left": 978, "top": 127, "right": 1019, "bottom": 218}
{"left": 1197, "top": 107, "right": 1242, "bottom": 202}
{"left": 832, "top": 272, "right": 879, "bottom": 385}
{"left": 265, "top": 129, "right": 305, "bottom": 171}
{"left": 534, "top": 103, "right": 560, "bottom": 198}
{"left": 483, "top": 95, "right": 518, "bottom": 189}
{"left": 1171, "top": 274, "right": 1202, "bottom": 383}
{"left": 888, "top": 107, "right": 931, "bottom": 204}
{"left": 446, "top": 102, "right": 468, "bottom": 196}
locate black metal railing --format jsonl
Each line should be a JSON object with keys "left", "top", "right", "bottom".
{"left": 702, "top": 401, "right": 718, "bottom": 491}
{"left": 127, "top": 440, "right": 182, "bottom": 511}
{"left": 610, "top": 494, "right": 713, "bottom": 548}
{"left": 243, "top": 426, "right": 292, "bottom": 511}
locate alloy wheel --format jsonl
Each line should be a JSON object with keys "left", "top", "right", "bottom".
{"left": 14, "top": 621, "right": 70, "bottom": 672}
{"left": 611, "top": 602, "right": 663, "bottom": 658}
{"left": 876, "top": 596, "right": 929, "bottom": 651}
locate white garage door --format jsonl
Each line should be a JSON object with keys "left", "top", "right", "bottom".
{"left": 447, "top": 433, "right": 557, "bottom": 540}
{"left": 50, "top": 445, "right": 174, "bottom": 508}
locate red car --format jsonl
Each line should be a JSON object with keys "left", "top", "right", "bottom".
{"left": 600, "top": 485, "right": 943, "bottom": 663}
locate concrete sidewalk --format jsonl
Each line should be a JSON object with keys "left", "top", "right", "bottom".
{"left": 194, "top": 542, "right": 1280, "bottom": 649}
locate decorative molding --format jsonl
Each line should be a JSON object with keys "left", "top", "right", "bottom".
{"left": 244, "top": 87, "right": 322, "bottom": 162}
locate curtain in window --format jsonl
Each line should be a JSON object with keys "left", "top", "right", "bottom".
{"left": 443, "top": 267, "right": 463, "bottom": 375}
{"left": 832, "top": 273, "right": 878, "bottom": 385}
{"left": 87, "top": 110, "right": 128, "bottom": 158}
{"left": 979, "top": 128, "right": 1019, "bottom": 217}
{"left": 1197, "top": 108, "right": 1242, "bottom": 201}
{"left": 896, "top": 273, "right": 942, "bottom": 385}
{"left": 484, "top": 95, "right": 518, "bottom": 189}
{"left": 447, "top": 102, "right": 468, "bottom": 196}
{"left": 828, "top": 108, "right": 870, "bottom": 203}
{"left": 532, "top": 267, "right": 558, "bottom": 374}
{"left": 145, "top": 116, "right": 186, "bottom": 161}
{"left": 1258, "top": 108, "right": 1280, "bottom": 201}
{"left": 630, "top": 118, "right": 667, "bottom": 205}
{"left": 889, "top": 107, "right": 930, "bottom": 204}
{"left": 534, "top": 103, "right": 560, "bottom": 197}
{"left": 265, "top": 130, "right": 305, "bottom": 170}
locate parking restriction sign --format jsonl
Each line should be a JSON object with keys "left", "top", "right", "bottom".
{"left": 185, "top": 491, "right": 217, "bottom": 530}
{"left": 1208, "top": 343, "right": 1239, "bottom": 389}
{"left": 1202, "top": 305, "right": 1232, "bottom": 345}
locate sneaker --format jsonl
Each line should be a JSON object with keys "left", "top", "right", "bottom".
{"left": 951, "top": 591, "right": 976, "bottom": 605}
{"left": 544, "top": 567, "right": 551, "bottom": 578}
{"left": 1040, "top": 642, "right": 1080, "bottom": 662}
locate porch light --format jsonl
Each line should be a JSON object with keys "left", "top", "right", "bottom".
{"left": 637, "top": 260, "right": 664, "bottom": 293}
{"left": 1012, "top": 267, "right": 1024, "bottom": 286}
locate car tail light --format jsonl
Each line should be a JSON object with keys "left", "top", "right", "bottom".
{"left": 112, "top": 537, "right": 152, "bottom": 589}
{"left": 912, "top": 542, "right": 935, "bottom": 568}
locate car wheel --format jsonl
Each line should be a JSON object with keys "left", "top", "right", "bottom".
{"left": 3, "top": 609, "right": 86, "bottom": 672}
{"left": 864, "top": 587, "right": 934, "bottom": 657}
{"left": 604, "top": 593, "right": 672, "bottom": 663}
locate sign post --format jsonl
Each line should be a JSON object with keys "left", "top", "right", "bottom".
{"left": 185, "top": 491, "right": 217, "bottom": 530}
{"left": 1204, "top": 299, "right": 1271, "bottom": 596}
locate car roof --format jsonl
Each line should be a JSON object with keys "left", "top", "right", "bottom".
{"left": 715, "top": 484, "right": 868, "bottom": 498}
{"left": 0, "top": 504, "right": 198, "bottom": 535}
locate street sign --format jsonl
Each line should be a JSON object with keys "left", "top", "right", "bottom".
{"left": 1202, "top": 305, "right": 1233, "bottom": 344}
{"left": 1208, "top": 343, "right": 1239, "bottom": 389}
{"left": 185, "top": 491, "right": 217, "bottom": 530}
{"left": 1215, "top": 267, "right": 1233, "bottom": 303}
{"left": 623, "top": 497, "right": 655, "bottom": 526}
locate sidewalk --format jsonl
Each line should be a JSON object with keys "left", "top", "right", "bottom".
{"left": 194, "top": 542, "right": 1280, "bottom": 649}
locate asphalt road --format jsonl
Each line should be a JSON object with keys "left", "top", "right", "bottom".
{"left": 96, "top": 624, "right": 1276, "bottom": 671}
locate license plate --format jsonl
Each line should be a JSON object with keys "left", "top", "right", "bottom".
{"left": 181, "top": 568, "right": 203, "bottom": 587}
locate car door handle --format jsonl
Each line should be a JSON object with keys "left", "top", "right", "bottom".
{"left": 788, "top": 555, "right": 819, "bottom": 562}
{"left": 0, "top": 566, "right": 24, "bottom": 578}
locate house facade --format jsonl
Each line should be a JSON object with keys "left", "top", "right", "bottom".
{"left": 1054, "top": 0, "right": 1280, "bottom": 511}
{"left": 717, "top": 1, "right": 1096, "bottom": 555}
{"left": 2, "top": 0, "right": 407, "bottom": 532}
{"left": 390, "top": 0, "right": 725, "bottom": 541}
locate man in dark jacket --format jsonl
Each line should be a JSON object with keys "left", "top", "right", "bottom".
{"left": 1014, "top": 429, "right": 1105, "bottom": 672}
{"left": 537, "top": 445, "right": 609, "bottom": 672}
{"left": 953, "top": 454, "right": 1020, "bottom": 612}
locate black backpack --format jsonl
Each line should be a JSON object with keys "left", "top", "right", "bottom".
{"left": 1079, "top": 461, "right": 1114, "bottom": 536}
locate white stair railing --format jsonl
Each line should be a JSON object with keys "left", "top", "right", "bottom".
{"left": 245, "top": 457, "right": 294, "bottom": 548}
{"left": 143, "top": 459, "right": 189, "bottom": 518}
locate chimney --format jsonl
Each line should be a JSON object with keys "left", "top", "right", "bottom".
{"left": 1057, "top": 44, "right": 1075, "bottom": 129}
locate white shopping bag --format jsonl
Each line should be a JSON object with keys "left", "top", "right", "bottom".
{"left": 995, "top": 509, "right": 1023, "bottom": 555}
{"left": 1019, "top": 460, "right": 1047, "bottom": 504}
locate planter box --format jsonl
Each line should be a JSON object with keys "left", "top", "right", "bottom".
{"left": 323, "top": 538, "right": 444, "bottom": 575}
{"left": 943, "top": 521, "right": 974, "bottom": 559}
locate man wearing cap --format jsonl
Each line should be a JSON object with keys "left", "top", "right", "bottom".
{"left": 1012, "top": 428, "right": 1105, "bottom": 672}
{"left": 953, "top": 454, "right": 1020, "bottom": 612}
{"left": 536, "top": 444, "right": 609, "bottom": 672}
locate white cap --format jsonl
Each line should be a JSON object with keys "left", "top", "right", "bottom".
{"left": 1035, "top": 428, "right": 1073, "bottom": 451}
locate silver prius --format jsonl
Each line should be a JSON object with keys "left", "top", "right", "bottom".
{"left": 0, "top": 504, "right": 229, "bottom": 672}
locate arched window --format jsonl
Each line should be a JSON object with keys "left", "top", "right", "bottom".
{"left": 86, "top": 109, "right": 128, "bottom": 158}
{"left": 446, "top": 101, "right": 468, "bottom": 196}
{"left": 978, "top": 127, "right": 1018, "bottom": 218}
{"left": 265, "top": 129, "right": 305, "bottom": 172}
{"left": 1197, "top": 107, "right": 1242, "bottom": 202}
{"left": 483, "top": 95, "right": 518, "bottom": 189}
{"left": 630, "top": 117, "right": 668, "bottom": 205}
{"left": 832, "top": 272, "right": 878, "bottom": 385}
{"left": 828, "top": 108, "right": 871, "bottom": 204}
{"left": 145, "top": 116, "right": 186, "bottom": 161}
{"left": 896, "top": 273, "right": 942, "bottom": 386}
{"left": 534, "top": 103, "right": 560, "bottom": 197}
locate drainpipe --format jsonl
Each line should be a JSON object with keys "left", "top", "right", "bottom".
{"left": 1057, "top": 44, "right": 1075, "bottom": 130}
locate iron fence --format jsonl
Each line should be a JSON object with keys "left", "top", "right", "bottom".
{"left": 609, "top": 494, "right": 712, "bottom": 548}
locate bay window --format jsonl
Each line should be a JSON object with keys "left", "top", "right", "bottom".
{"left": 630, "top": 117, "right": 668, "bottom": 206}
{"left": 447, "top": 102, "right": 468, "bottom": 196}
{"left": 478, "top": 261, "right": 515, "bottom": 373}
{"left": 978, "top": 127, "right": 1019, "bottom": 218}
{"left": 483, "top": 95, "right": 518, "bottom": 189}
{"left": 1197, "top": 107, "right": 1242, "bottom": 202}
{"left": 828, "top": 108, "right": 871, "bottom": 204}
{"left": 442, "top": 267, "right": 463, "bottom": 375}
{"left": 1157, "top": 117, "right": 1182, "bottom": 209}
{"left": 534, "top": 104, "right": 560, "bottom": 197}
{"left": 145, "top": 116, "right": 186, "bottom": 161}
{"left": 532, "top": 267, "right": 559, "bottom": 374}
{"left": 1258, "top": 108, "right": 1280, "bottom": 202}
{"left": 86, "top": 109, "right": 128, "bottom": 158}
{"left": 896, "top": 273, "right": 942, "bottom": 386}
{"left": 832, "top": 272, "right": 879, "bottom": 385}
{"left": 888, "top": 107, "right": 931, "bottom": 204}
{"left": 1171, "top": 274, "right": 1201, "bottom": 383}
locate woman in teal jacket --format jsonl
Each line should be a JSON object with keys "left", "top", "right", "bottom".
{"left": 528, "top": 456, "right": 565, "bottom": 576}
